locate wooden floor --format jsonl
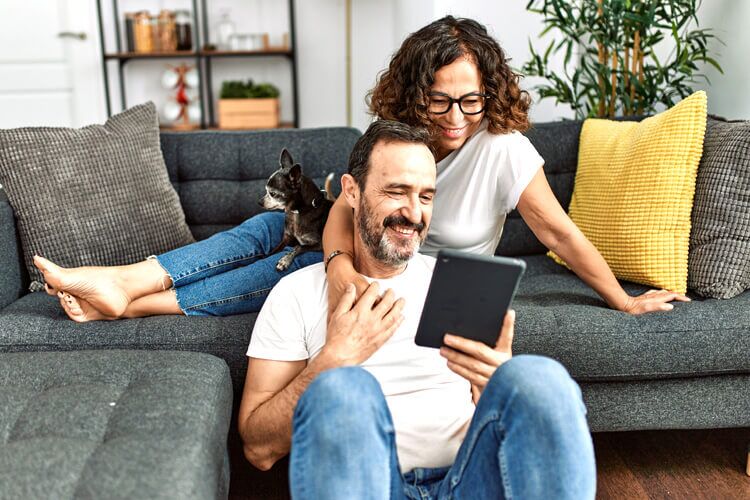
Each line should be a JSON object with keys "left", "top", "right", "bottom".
{"left": 229, "top": 428, "right": 750, "bottom": 499}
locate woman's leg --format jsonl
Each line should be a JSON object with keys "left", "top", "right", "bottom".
{"left": 175, "top": 248, "right": 322, "bottom": 316}
{"left": 58, "top": 290, "right": 182, "bottom": 322}
{"left": 34, "top": 212, "right": 286, "bottom": 318}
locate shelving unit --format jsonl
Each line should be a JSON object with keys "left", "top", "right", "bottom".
{"left": 95, "top": 0, "right": 299, "bottom": 129}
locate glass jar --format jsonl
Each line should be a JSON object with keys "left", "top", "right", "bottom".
{"left": 157, "top": 10, "right": 177, "bottom": 52}
{"left": 133, "top": 11, "right": 153, "bottom": 53}
{"left": 175, "top": 10, "right": 193, "bottom": 51}
{"left": 216, "top": 11, "right": 235, "bottom": 50}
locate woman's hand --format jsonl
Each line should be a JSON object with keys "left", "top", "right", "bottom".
{"left": 440, "top": 310, "right": 515, "bottom": 404}
{"left": 621, "top": 289, "right": 691, "bottom": 315}
{"left": 326, "top": 253, "right": 370, "bottom": 319}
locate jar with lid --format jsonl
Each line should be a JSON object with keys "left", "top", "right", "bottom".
{"left": 157, "top": 10, "right": 177, "bottom": 52}
{"left": 133, "top": 11, "right": 153, "bottom": 53}
{"left": 175, "top": 10, "right": 193, "bottom": 51}
{"left": 215, "top": 10, "right": 235, "bottom": 50}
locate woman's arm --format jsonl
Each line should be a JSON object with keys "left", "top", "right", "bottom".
{"left": 323, "top": 195, "right": 369, "bottom": 314}
{"left": 516, "top": 168, "right": 689, "bottom": 314}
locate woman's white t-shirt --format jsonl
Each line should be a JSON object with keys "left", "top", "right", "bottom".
{"left": 421, "top": 120, "right": 545, "bottom": 256}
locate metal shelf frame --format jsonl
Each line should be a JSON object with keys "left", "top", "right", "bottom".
{"left": 95, "top": 0, "right": 299, "bottom": 129}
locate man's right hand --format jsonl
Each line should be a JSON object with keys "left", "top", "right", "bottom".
{"left": 318, "top": 282, "right": 405, "bottom": 368}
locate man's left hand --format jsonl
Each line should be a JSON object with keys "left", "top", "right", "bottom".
{"left": 440, "top": 309, "right": 515, "bottom": 403}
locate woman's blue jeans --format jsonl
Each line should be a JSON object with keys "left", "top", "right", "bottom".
{"left": 155, "top": 212, "right": 322, "bottom": 316}
{"left": 290, "top": 355, "right": 596, "bottom": 500}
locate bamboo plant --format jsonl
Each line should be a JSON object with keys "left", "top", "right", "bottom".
{"left": 521, "top": 0, "right": 723, "bottom": 119}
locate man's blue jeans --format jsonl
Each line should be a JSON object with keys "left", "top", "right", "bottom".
{"left": 290, "top": 355, "right": 596, "bottom": 500}
{"left": 155, "top": 212, "right": 322, "bottom": 315}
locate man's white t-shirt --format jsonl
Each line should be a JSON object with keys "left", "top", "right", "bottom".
{"left": 421, "top": 120, "right": 545, "bottom": 256}
{"left": 247, "top": 254, "right": 476, "bottom": 473}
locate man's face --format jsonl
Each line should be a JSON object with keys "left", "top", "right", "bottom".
{"left": 355, "top": 140, "right": 436, "bottom": 266}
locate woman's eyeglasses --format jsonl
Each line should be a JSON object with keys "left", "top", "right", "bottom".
{"left": 427, "top": 92, "right": 490, "bottom": 115}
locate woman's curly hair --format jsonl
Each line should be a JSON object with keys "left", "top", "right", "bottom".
{"left": 368, "top": 16, "right": 530, "bottom": 137}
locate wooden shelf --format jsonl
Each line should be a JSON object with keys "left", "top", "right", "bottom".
{"left": 104, "top": 49, "right": 292, "bottom": 61}
{"left": 160, "top": 121, "right": 295, "bottom": 132}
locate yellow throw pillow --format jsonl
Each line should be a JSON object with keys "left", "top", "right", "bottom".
{"left": 549, "top": 91, "right": 707, "bottom": 294}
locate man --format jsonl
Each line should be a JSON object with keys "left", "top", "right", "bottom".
{"left": 238, "top": 120, "right": 596, "bottom": 499}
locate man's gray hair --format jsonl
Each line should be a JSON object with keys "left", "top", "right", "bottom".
{"left": 348, "top": 120, "right": 432, "bottom": 187}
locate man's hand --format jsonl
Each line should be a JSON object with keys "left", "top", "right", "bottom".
{"left": 621, "top": 289, "right": 691, "bottom": 315}
{"left": 440, "top": 309, "right": 515, "bottom": 404}
{"left": 326, "top": 254, "right": 370, "bottom": 319}
{"left": 318, "top": 282, "right": 405, "bottom": 368}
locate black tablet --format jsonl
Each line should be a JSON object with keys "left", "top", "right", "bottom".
{"left": 414, "top": 249, "right": 526, "bottom": 349}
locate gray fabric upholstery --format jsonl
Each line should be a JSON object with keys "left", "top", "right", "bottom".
{"left": 0, "top": 103, "right": 195, "bottom": 291}
{"left": 0, "top": 196, "right": 24, "bottom": 310}
{"left": 512, "top": 255, "right": 750, "bottom": 381}
{"left": 581, "top": 374, "right": 750, "bottom": 432}
{"left": 159, "top": 127, "right": 359, "bottom": 238}
{"left": 689, "top": 115, "right": 750, "bottom": 299}
{"left": 0, "top": 350, "right": 232, "bottom": 499}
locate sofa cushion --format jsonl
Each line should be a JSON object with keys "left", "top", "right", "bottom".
{"left": 688, "top": 115, "right": 750, "bottom": 299}
{"left": 0, "top": 350, "right": 232, "bottom": 499}
{"left": 0, "top": 293, "right": 254, "bottom": 391}
{"left": 512, "top": 256, "right": 750, "bottom": 381}
{"left": 0, "top": 102, "right": 195, "bottom": 291}
{"left": 549, "top": 91, "right": 707, "bottom": 293}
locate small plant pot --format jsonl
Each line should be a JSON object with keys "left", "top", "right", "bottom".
{"left": 218, "top": 98, "right": 280, "bottom": 129}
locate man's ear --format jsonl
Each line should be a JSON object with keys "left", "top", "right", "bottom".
{"left": 280, "top": 148, "right": 294, "bottom": 169}
{"left": 340, "top": 174, "right": 359, "bottom": 209}
{"left": 288, "top": 163, "right": 302, "bottom": 185}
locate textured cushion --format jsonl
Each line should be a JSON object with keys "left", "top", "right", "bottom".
{"left": 0, "top": 292, "right": 255, "bottom": 392}
{"left": 550, "top": 92, "right": 707, "bottom": 293}
{"left": 688, "top": 116, "right": 750, "bottom": 298}
{"left": 511, "top": 255, "right": 750, "bottom": 381}
{"left": 0, "top": 350, "right": 232, "bottom": 499}
{"left": 0, "top": 102, "right": 195, "bottom": 291}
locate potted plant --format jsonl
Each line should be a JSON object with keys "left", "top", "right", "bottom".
{"left": 217, "top": 80, "right": 281, "bottom": 129}
{"left": 521, "top": 0, "right": 723, "bottom": 119}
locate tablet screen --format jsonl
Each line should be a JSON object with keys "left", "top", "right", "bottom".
{"left": 414, "top": 249, "right": 525, "bottom": 349}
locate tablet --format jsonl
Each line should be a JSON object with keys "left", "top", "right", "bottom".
{"left": 414, "top": 249, "right": 525, "bottom": 349}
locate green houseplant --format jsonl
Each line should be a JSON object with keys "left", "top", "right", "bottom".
{"left": 521, "top": 0, "right": 722, "bottom": 119}
{"left": 218, "top": 80, "right": 281, "bottom": 129}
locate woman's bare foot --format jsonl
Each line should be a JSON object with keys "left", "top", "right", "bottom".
{"left": 34, "top": 255, "right": 132, "bottom": 317}
{"left": 58, "top": 291, "right": 116, "bottom": 322}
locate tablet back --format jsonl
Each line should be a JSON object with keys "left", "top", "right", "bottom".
{"left": 415, "top": 249, "right": 525, "bottom": 349}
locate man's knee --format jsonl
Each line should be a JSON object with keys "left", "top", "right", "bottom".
{"left": 297, "top": 367, "right": 385, "bottom": 419}
{"left": 485, "top": 355, "right": 584, "bottom": 415}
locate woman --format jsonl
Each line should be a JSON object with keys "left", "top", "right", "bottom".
{"left": 36, "top": 16, "right": 687, "bottom": 321}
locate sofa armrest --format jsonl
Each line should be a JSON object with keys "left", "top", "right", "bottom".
{"left": 0, "top": 196, "right": 25, "bottom": 309}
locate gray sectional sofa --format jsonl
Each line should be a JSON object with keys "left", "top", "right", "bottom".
{"left": 1, "top": 123, "right": 748, "bottom": 495}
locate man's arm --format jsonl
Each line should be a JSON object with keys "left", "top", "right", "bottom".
{"left": 237, "top": 356, "right": 337, "bottom": 471}
{"left": 238, "top": 282, "right": 406, "bottom": 471}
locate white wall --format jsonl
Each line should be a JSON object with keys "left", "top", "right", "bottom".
{"left": 5, "top": 0, "right": 748, "bottom": 128}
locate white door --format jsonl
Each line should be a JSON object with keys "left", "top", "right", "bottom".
{"left": 0, "top": 0, "right": 105, "bottom": 128}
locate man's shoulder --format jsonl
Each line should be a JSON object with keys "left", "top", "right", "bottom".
{"left": 271, "top": 262, "right": 327, "bottom": 299}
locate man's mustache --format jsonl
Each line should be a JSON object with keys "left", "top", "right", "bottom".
{"left": 383, "top": 215, "right": 425, "bottom": 233}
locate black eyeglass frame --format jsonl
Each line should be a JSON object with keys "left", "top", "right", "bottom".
{"left": 426, "top": 91, "right": 491, "bottom": 115}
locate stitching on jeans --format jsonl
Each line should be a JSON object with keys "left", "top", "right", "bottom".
{"left": 448, "top": 411, "right": 500, "bottom": 492}
{"left": 184, "top": 286, "right": 273, "bottom": 311}
{"left": 172, "top": 253, "right": 261, "bottom": 284}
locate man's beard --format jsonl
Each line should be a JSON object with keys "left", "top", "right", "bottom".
{"left": 357, "top": 196, "right": 427, "bottom": 267}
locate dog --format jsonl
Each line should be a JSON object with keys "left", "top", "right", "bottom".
{"left": 259, "top": 148, "right": 335, "bottom": 271}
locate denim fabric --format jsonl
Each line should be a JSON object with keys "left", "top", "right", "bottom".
{"left": 155, "top": 211, "right": 322, "bottom": 316}
{"left": 289, "top": 356, "right": 596, "bottom": 500}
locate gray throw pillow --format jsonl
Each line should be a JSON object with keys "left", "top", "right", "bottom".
{"left": 688, "top": 115, "right": 750, "bottom": 299}
{"left": 0, "top": 102, "right": 195, "bottom": 291}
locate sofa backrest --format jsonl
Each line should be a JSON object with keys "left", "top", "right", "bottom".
{"left": 159, "top": 127, "right": 362, "bottom": 241}
{"left": 495, "top": 120, "right": 583, "bottom": 256}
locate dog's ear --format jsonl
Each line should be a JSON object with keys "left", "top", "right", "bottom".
{"left": 288, "top": 163, "right": 302, "bottom": 185}
{"left": 280, "top": 148, "right": 294, "bottom": 170}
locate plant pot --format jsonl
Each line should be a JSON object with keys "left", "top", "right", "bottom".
{"left": 218, "top": 98, "right": 280, "bottom": 129}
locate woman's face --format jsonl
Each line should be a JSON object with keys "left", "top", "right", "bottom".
{"left": 428, "top": 57, "right": 485, "bottom": 161}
